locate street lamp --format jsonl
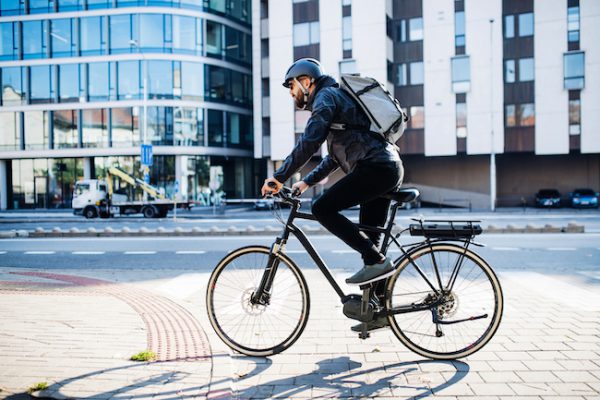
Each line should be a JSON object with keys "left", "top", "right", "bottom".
{"left": 489, "top": 18, "right": 497, "bottom": 212}
{"left": 129, "top": 40, "right": 150, "bottom": 185}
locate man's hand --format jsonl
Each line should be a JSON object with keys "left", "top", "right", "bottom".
{"left": 261, "top": 178, "right": 283, "bottom": 197}
{"left": 291, "top": 181, "right": 309, "bottom": 196}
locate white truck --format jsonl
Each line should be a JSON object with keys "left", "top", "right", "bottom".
{"left": 72, "top": 166, "right": 191, "bottom": 218}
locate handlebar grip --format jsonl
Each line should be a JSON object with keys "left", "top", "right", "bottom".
{"left": 267, "top": 181, "right": 279, "bottom": 189}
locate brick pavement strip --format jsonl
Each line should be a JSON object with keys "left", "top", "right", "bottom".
{"left": 1, "top": 266, "right": 600, "bottom": 399}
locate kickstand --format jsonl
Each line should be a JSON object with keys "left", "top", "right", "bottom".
{"left": 359, "top": 285, "right": 371, "bottom": 340}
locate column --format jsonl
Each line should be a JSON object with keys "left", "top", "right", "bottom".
{"left": 83, "top": 157, "right": 92, "bottom": 180}
{"left": 0, "top": 160, "right": 7, "bottom": 210}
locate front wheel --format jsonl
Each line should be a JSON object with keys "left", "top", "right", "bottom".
{"left": 206, "top": 246, "right": 310, "bottom": 356}
{"left": 386, "top": 243, "right": 503, "bottom": 360}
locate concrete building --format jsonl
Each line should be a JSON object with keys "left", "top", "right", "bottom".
{"left": 0, "top": 0, "right": 256, "bottom": 210}
{"left": 254, "top": 0, "right": 600, "bottom": 208}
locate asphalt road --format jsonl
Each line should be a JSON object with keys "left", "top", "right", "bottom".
{"left": 1, "top": 234, "right": 599, "bottom": 283}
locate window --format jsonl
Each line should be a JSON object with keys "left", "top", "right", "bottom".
{"left": 568, "top": 6, "right": 580, "bottom": 43}
{"left": 1, "top": 0, "right": 25, "bottom": 16}
{"left": 82, "top": 109, "right": 108, "bottom": 147}
{"left": 519, "top": 58, "right": 534, "bottom": 81}
{"left": 145, "top": 107, "right": 172, "bottom": 146}
{"left": 1, "top": 66, "right": 24, "bottom": 105}
{"left": 340, "top": 60, "right": 357, "bottom": 75}
{"left": 206, "top": 20, "right": 223, "bottom": 56}
{"left": 293, "top": 21, "right": 319, "bottom": 46}
{"left": 148, "top": 61, "right": 173, "bottom": 99}
{"left": 29, "top": 65, "right": 53, "bottom": 104}
{"left": 506, "top": 103, "right": 535, "bottom": 127}
{"left": 0, "top": 22, "right": 19, "bottom": 60}
{"left": 451, "top": 56, "right": 470, "bottom": 92}
{"left": 29, "top": 0, "right": 52, "bottom": 13}
{"left": 342, "top": 16, "right": 352, "bottom": 52}
{"left": 23, "top": 20, "right": 47, "bottom": 59}
{"left": 111, "top": 107, "right": 139, "bottom": 147}
{"left": 24, "top": 111, "right": 50, "bottom": 149}
{"left": 117, "top": 61, "right": 139, "bottom": 100}
{"left": 207, "top": 109, "right": 224, "bottom": 146}
{"left": 227, "top": 112, "right": 252, "bottom": 148}
{"left": 398, "top": 20, "right": 406, "bottom": 42}
{"left": 408, "top": 17, "right": 423, "bottom": 41}
{"left": 410, "top": 61, "right": 424, "bottom": 85}
{"left": 173, "top": 16, "right": 199, "bottom": 54}
{"left": 225, "top": 27, "right": 251, "bottom": 64}
{"left": 569, "top": 98, "right": 580, "bottom": 135}
{"left": 456, "top": 101, "right": 467, "bottom": 138}
{"left": 58, "top": 0, "right": 83, "bottom": 11}
{"left": 51, "top": 19, "right": 76, "bottom": 57}
{"left": 504, "top": 15, "right": 514, "bottom": 38}
{"left": 455, "top": 12, "right": 465, "bottom": 47}
{"left": 396, "top": 64, "right": 407, "bottom": 86}
{"left": 410, "top": 106, "right": 424, "bottom": 129}
{"left": 59, "top": 64, "right": 79, "bottom": 102}
{"left": 519, "top": 103, "right": 535, "bottom": 126}
{"left": 87, "top": 0, "right": 110, "bottom": 9}
{"left": 174, "top": 107, "right": 203, "bottom": 146}
{"left": 518, "top": 13, "right": 533, "bottom": 37}
{"left": 181, "top": 62, "right": 203, "bottom": 100}
{"left": 80, "top": 16, "right": 105, "bottom": 56}
{"left": 0, "top": 111, "right": 20, "bottom": 150}
{"left": 53, "top": 110, "right": 78, "bottom": 149}
{"left": 505, "top": 60, "right": 515, "bottom": 83}
{"left": 564, "top": 52, "right": 584, "bottom": 89}
{"left": 110, "top": 14, "right": 134, "bottom": 54}
{"left": 88, "top": 62, "right": 109, "bottom": 101}
{"left": 140, "top": 14, "right": 164, "bottom": 51}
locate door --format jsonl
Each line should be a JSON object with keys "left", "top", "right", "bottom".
{"left": 34, "top": 176, "right": 48, "bottom": 208}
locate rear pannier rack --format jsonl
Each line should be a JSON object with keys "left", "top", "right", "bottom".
{"left": 409, "top": 219, "right": 482, "bottom": 239}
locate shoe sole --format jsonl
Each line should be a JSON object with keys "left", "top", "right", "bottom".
{"left": 351, "top": 325, "right": 389, "bottom": 333}
{"left": 345, "top": 268, "right": 396, "bottom": 285}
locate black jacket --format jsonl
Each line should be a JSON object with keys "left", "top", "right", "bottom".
{"left": 273, "top": 75, "right": 401, "bottom": 186}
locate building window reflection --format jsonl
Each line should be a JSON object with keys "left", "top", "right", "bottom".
{"left": 23, "top": 20, "right": 48, "bottom": 59}
{"left": 175, "top": 107, "right": 203, "bottom": 146}
{"left": 144, "top": 107, "right": 173, "bottom": 145}
{"left": 182, "top": 62, "right": 203, "bottom": 100}
{"left": 173, "top": 15, "right": 201, "bottom": 55}
{"left": 226, "top": 112, "right": 252, "bottom": 149}
{"left": 207, "top": 109, "right": 224, "bottom": 146}
{"left": 58, "top": 0, "right": 84, "bottom": 11}
{"left": 140, "top": 14, "right": 165, "bottom": 51}
{"left": 29, "top": 0, "right": 52, "bottom": 14}
{"left": 29, "top": 65, "right": 54, "bottom": 104}
{"left": 1, "top": 66, "right": 25, "bottom": 105}
{"left": 24, "top": 110, "right": 50, "bottom": 149}
{"left": 51, "top": 19, "right": 77, "bottom": 57}
{"left": 80, "top": 16, "right": 106, "bottom": 56}
{"left": 205, "top": 65, "right": 252, "bottom": 106}
{"left": 0, "top": 111, "right": 21, "bottom": 150}
{"left": 111, "top": 107, "right": 140, "bottom": 147}
{"left": 148, "top": 61, "right": 173, "bottom": 99}
{"left": 117, "top": 61, "right": 140, "bottom": 100}
{"left": 53, "top": 110, "right": 78, "bottom": 149}
{"left": 1, "top": 0, "right": 25, "bottom": 16}
{"left": 59, "top": 64, "right": 80, "bottom": 103}
{"left": 0, "top": 22, "right": 19, "bottom": 60}
{"left": 206, "top": 20, "right": 223, "bottom": 57}
{"left": 88, "top": 62, "right": 109, "bottom": 101}
{"left": 110, "top": 14, "right": 136, "bottom": 54}
{"left": 82, "top": 108, "right": 108, "bottom": 148}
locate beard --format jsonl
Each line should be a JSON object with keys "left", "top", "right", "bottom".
{"left": 293, "top": 90, "right": 306, "bottom": 109}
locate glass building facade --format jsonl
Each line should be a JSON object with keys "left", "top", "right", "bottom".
{"left": 0, "top": 0, "right": 255, "bottom": 209}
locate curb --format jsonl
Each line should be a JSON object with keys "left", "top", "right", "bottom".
{"left": 0, "top": 223, "right": 585, "bottom": 239}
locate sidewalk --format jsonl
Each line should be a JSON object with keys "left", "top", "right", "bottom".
{"left": 1, "top": 266, "right": 599, "bottom": 399}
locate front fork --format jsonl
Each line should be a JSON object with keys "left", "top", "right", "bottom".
{"left": 250, "top": 238, "right": 286, "bottom": 305}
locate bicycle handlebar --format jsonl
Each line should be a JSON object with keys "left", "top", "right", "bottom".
{"left": 266, "top": 182, "right": 301, "bottom": 203}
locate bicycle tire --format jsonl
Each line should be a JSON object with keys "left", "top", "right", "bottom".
{"left": 206, "top": 245, "right": 310, "bottom": 356}
{"left": 385, "top": 243, "right": 503, "bottom": 360}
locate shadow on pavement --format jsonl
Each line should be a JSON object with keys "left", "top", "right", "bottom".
{"left": 234, "top": 355, "right": 469, "bottom": 399}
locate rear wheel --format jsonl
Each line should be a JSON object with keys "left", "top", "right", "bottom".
{"left": 386, "top": 243, "right": 503, "bottom": 359}
{"left": 206, "top": 246, "right": 310, "bottom": 356}
{"left": 84, "top": 206, "right": 97, "bottom": 219}
{"left": 142, "top": 205, "right": 157, "bottom": 218}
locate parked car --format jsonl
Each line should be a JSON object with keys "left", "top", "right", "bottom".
{"left": 534, "top": 189, "right": 562, "bottom": 208}
{"left": 254, "top": 198, "right": 274, "bottom": 211}
{"left": 569, "top": 188, "right": 599, "bottom": 208}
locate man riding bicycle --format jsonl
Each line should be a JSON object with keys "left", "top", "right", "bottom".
{"left": 261, "top": 58, "right": 404, "bottom": 292}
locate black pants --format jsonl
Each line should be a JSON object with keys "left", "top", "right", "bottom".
{"left": 311, "top": 161, "right": 403, "bottom": 265}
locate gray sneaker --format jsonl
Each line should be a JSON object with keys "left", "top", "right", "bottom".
{"left": 345, "top": 258, "right": 395, "bottom": 285}
{"left": 351, "top": 315, "right": 389, "bottom": 332}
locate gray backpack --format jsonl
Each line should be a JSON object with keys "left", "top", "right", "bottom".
{"left": 339, "top": 74, "right": 409, "bottom": 146}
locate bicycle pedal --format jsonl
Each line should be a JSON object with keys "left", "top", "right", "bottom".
{"left": 358, "top": 331, "right": 370, "bottom": 340}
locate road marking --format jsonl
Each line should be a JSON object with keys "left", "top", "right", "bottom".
{"left": 24, "top": 251, "right": 55, "bottom": 255}
{"left": 175, "top": 251, "right": 206, "bottom": 254}
{"left": 72, "top": 251, "right": 105, "bottom": 255}
{"left": 0, "top": 251, "right": 6, "bottom": 255}
{"left": 124, "top": 251, "right": 156, "bottom": 255}
{"left": 492, "top": 247, "right": 520, "bottom": 251}
{"left": 332, "top": 250, "right": 355, "bottom": 254}
{"left": 547, "top": 247, "right": 577, "bottom": 251}
{"left": 286, "top": 250, "right": 307, "bottom": 254}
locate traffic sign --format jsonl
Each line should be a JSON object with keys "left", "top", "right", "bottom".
{"left": 141, "top": 144, "right": 153, "bottom": 166}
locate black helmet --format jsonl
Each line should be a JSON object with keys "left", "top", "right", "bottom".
{"left": 282, "top": 58, "right": 324, "bottom": 88}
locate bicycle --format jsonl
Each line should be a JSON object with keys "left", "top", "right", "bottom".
{"left": 206, "top": 186, "right": 503, "bottom": 360}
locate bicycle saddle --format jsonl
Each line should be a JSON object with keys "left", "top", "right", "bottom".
{"left": 383, "top": 187, "right": 420, "bottom": 203}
